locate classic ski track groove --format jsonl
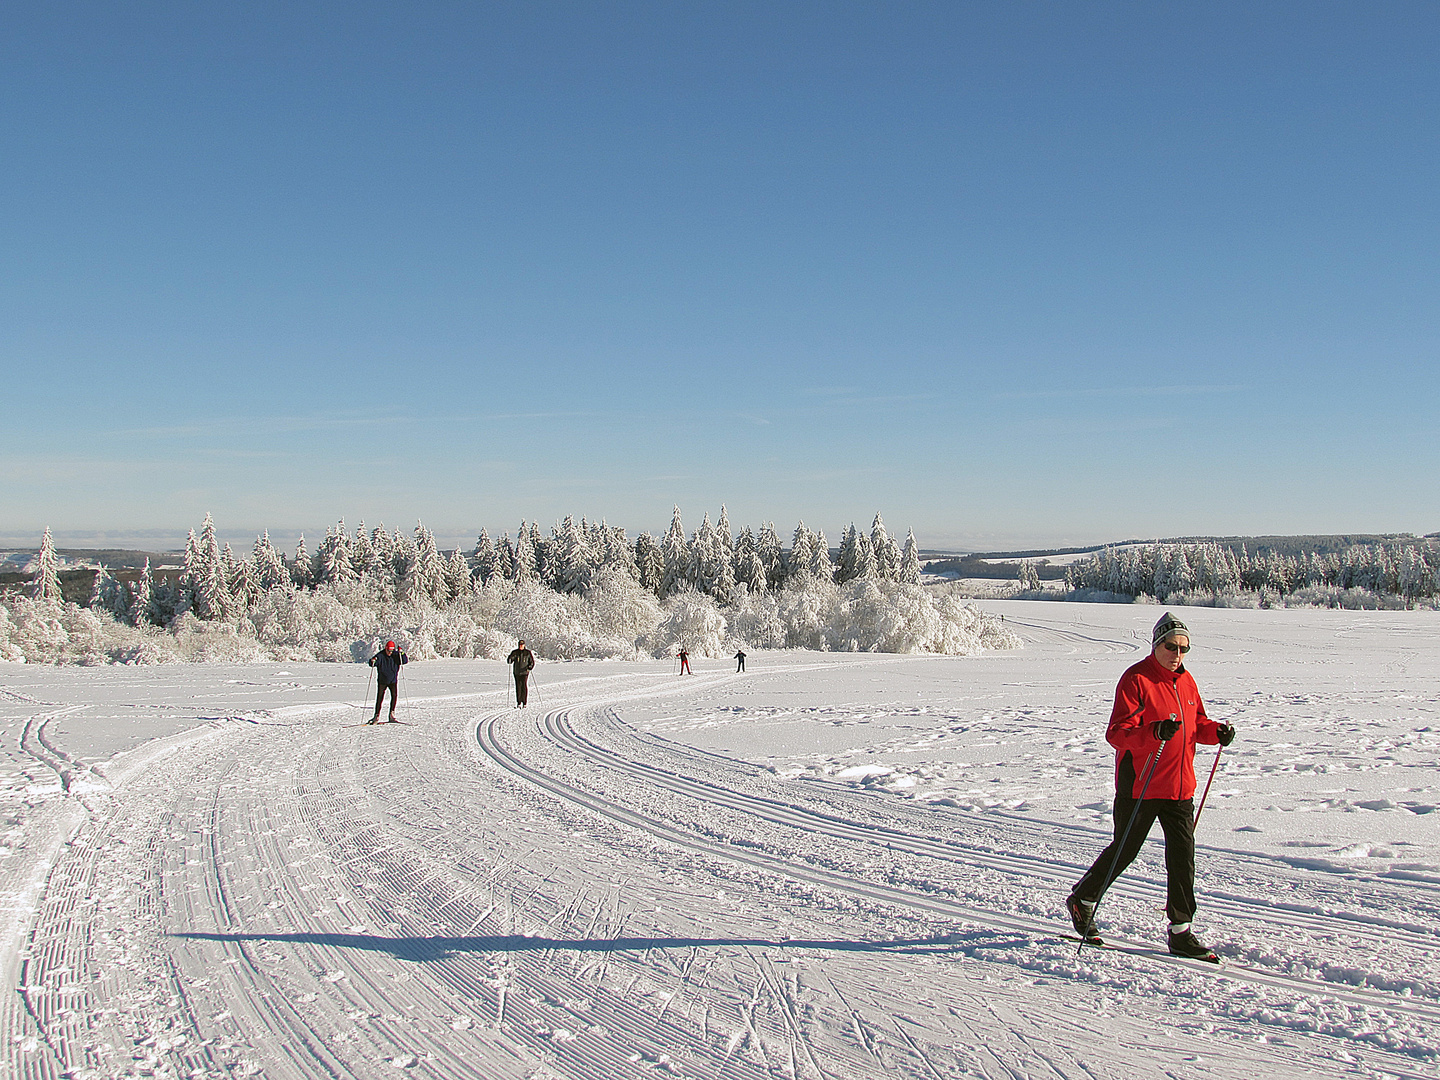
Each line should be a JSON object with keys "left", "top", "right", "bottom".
{"left": 570, "top": 705, "right": 1440, "bottom": 956}
{"left": 477, "top": 704, "right": 1440, "bottom": 1029}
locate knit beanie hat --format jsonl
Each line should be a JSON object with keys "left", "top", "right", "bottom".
{"left": 1152, "top": 612, "right": 1189, "bottom": 646}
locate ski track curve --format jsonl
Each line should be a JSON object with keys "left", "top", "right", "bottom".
{"left": 471, "top": 670, "right": 1440, "bottom": 1079}
{"left": 1, "top": 657, "right": 1436, "bottom": 1080}
{"left": 549, "top": 706, "right": 1440, "bottom": 960}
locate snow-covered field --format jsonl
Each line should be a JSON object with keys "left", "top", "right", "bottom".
{"left": 0, "top": 601, "right": 1436, "bottom": 1079}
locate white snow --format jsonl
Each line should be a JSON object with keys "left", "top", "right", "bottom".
{"left": 0, "top": 600, "right": 1436, "bottom": 1078}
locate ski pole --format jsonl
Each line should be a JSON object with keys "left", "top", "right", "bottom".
{"left": 363, "top": 665, "right": 373, "bottom": 720}
{"left": 1193, "top": 744, "right": 1224, "bottom": 828}
{"left": 1084, "top": 724, "right": 1172, "bottom": 954}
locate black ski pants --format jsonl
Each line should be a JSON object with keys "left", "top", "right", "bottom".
{"left": 1072, "top": 794, "right": 1196, "bottom": 925}
{"left": 373, "top": 680, "right": 397, "bottom": 718}
{"left": 514, "top": 672, "right": 529, "bottom": 706}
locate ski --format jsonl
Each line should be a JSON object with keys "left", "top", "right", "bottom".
{"left": 349, "top": 720, "right": 411, "bottom": 727}
{"left": 1059, "top": 934, "right": 1223, "bottom": 966}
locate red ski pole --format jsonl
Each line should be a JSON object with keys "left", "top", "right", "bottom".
{"left": 1193, "top": 745, "right": 1224, "bottom": 828}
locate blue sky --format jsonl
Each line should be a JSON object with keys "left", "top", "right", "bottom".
{"left": 3, "top": 2, "right": 1436, "bottom": 552}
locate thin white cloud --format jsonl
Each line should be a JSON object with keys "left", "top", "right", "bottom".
{"left": 995, "top": 384, "right": 1244, "bottom": 402}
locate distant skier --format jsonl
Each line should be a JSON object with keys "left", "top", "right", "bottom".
{"left": 507, "top": 639, "right": 535, "bottom": 707}
{"left": 1066, "top": 612, "right": 1235, "bottom": 960}
{"left": 677, "top": 647, "right": 691, "bottom": 675}
{"left": 367, "top": 640, "right": 408, "bottom": 724}
{"left": 734, "top": 649, "right": 746, "bottom": 672}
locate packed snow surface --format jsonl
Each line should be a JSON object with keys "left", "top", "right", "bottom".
{"left": 0, "top": 601, "right": 1436, "bottom": 1079}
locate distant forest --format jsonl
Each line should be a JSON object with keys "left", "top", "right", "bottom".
{"left": 921, "top": 534, "right": 1435, "bottom": 582}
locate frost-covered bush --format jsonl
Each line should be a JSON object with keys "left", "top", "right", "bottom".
{"left": 494, "top": 582, "right": 638, "bottom": 659}
{"left": 165, "top": 613, "right": 269, "bottom": 663}
{"left": 726, "top": 586, "right": 787, "bottom": 649}
{"left": 248, "top": 583, "right": 382, "bottom": 661}
{"left": 1285, "top": 586, "right": 1413, "bottom": 611}
{"left": 775, "top": 576, "right": 841, "bottom": 650}
{"left": 829, "top": 581, "right": 1021, "bottom": 654}
{"left": 647, "top": 588, "right": 729, "bottom": 658}
{"left": 582, "top": 568, "right": 663, "bottom": 651}
{"left": 727, "top": 578, "right": 1020, "bottom": 655}
{"left": 0, "top": 606, "right": 25, "bottom": 663}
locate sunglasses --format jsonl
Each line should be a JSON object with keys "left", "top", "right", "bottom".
{"left": 1160, "top": 641, "right": 1190, "bottom": 654}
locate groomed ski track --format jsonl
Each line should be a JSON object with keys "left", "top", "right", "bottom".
{"left": 1, "top": 650, "right": 1436, "bottom": 1079}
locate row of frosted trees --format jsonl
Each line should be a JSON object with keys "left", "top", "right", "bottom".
{"left": 1064, "top": 540, "right": 1440, "bottom": 604}
{"left": 114, "top": 509, "right": 922, "bottom": 627}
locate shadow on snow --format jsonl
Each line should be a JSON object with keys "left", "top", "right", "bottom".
{"left": 170, "top": 929, "right": 1025, "bottom": 963}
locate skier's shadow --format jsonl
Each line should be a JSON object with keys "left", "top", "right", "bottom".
{"left": 172, "top": 930, "right": 1010, "bottom": 963}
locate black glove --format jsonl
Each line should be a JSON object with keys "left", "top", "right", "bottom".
{"left": 1152, "top": 716, "right": 1181, "bottom": 740}
{"left": 1215, "top": 723, "right": 1236, "bottom": 747}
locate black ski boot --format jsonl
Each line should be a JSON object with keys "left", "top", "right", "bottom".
{"left": 1066, "top": 895, "right": 1100, "bottom": 941}
{"left": 1167, "top": 926, "right": 1219, "bottom": 963}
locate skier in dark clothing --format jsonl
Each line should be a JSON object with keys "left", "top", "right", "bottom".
{"left": 677, "top": 647, "right": 691, "bottom": 675}
{"left": 734, "top": 649, "right": 746, "bottom": 672}
{"left": 507, "top": 639, "right": 535, "bottom": 707}
{"left": 1066, "top": 612, "right": 1235, "bottom": 960}
{"left": 367, "top": 640, "right": 408, "bottom": 723}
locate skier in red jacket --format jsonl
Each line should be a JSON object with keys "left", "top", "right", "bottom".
{"left": 1067, "top": 612, "right": 1235, "bottom": 960}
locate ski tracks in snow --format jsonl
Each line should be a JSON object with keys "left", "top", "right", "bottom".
{"left": 0, "top": 658, "right": 1437, "bottom": 1080}
{"left": 475, "top": 691, "right": 1440, "bottom": 1079}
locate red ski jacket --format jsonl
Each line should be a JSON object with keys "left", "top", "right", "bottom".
{"left": 1106, "top": 653, "right": 1220, "bottom": 801}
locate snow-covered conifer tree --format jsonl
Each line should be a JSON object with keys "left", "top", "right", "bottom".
{"left": 635, "top": 532, "right": 663, "bottom": 595}
{"left": 854, "top": 531, "right": 879, "bottom": 580}
{"left": 190, "top": 514, "right": 232, "bottom": 618}
{"left": 233, "top": 551, "right": 261, "bottom": 608}
{"left": 735, "top": 548, "right": 767, "bottom": 594}
{"left": 716, "top": 505, "right": 734, "bottom": 562}
{"left": 711, "top": 547, "right": 736, "bottom": 605}
{"left": 834, "top": 525, "right": 860, "bottom": 584}
{"left": 31, "top": 527, "right": 63, "bottom": 601}
{"left": 291, "top": 534, "right": 316, "bottom": 590}
{"left": 898, "top": 531, "right": 921, "bottom": 585}
{"left": 810, "top": 529, "right": 835, "bottom": 582}
{"left": 788, "top": 523, "right": 814, "bottom": 582}
{"left": 658, "top": 507, "right": 693, "bottom": 599}
{"left": 318, "top": 521, "right": 357, "bottom": 586}
{"left": 757, "top": 522, "right": 785, "bottom": 591}
{"left": 596, "top": 522, "right": 638, "bottom": 581}
{"left": 692, "top": 514, "right": 721, "bottom": 598}
{"left": 493, "top": 533, "right": 516, "bottom": 580}
{"left": 173, "top": 529, "right": 201, "bottom": 616}
{"left": 445, "top": 548, "right": 473, "bottom": 600}
{"left": 528, "top": 523, "right": 550, "bottom": 585}
{"left": 219, "top": 542, "right": 237, "bottom": 591}
{"left": 352, "top": 522, "right": 373, "bottom": 575}
{"left": 253, "top": 531, "right": 289, "bottom": 592}
{"left": 128, "top": 557, "right": 155, "bottom": 626}
{"left": 392, "top": 528, "right": 419, "bottom": 601}
{"left": 414, "top": 522, "right": 447, "bottom": 603}
{"left": 512, "top": 524, "right": 537, "bottom": 583}
{"left": 473, "top": 528, "right": 500, "bottom": 584}
{"left": 1018, "top": 560, "right": 1041, "bottom": 592}
{"left": 871, "top": 514, "right": 900, "bottom": 580}
{"left": 367, "top": 525, "right": 395, "bottom": 581}
{"left": 552, "top": 516, "right": 595, "bottom": 594}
